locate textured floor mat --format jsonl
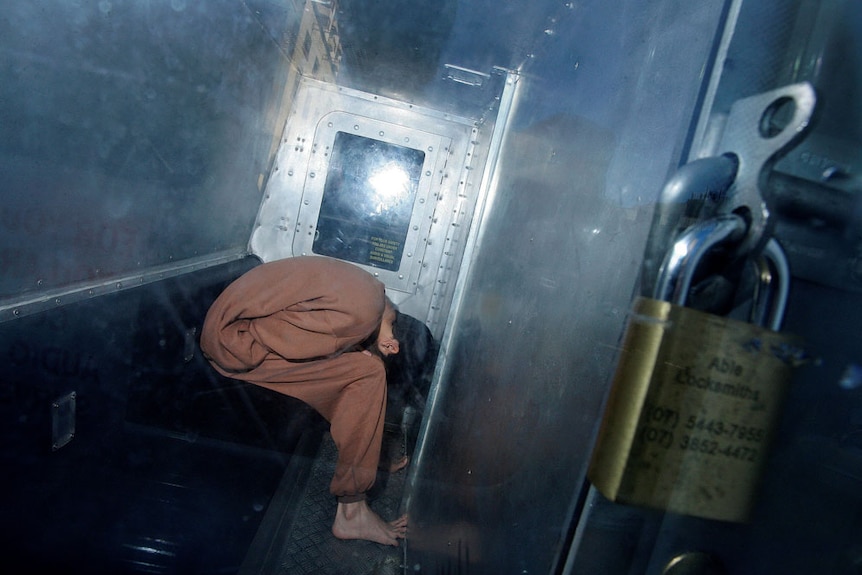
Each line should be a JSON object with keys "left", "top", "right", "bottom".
{"left": 275, "top": 431, "right": 408, "bottom": 575}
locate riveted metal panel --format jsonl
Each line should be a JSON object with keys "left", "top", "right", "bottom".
{"left": 250, "top": 77, "right": 504, "bottom": 337}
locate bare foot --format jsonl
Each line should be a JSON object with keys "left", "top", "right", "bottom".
{"left": 332, "top": 500, "right": 408, "bottom": 546}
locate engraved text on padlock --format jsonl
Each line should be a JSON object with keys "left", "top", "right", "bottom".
{"left": 589, "top": 296, "right": 801, "bottom": 522}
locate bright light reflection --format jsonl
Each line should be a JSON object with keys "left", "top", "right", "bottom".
{"left": 367, "top": 162, "right": 410, "bottom": 214}
{"left": 670, "top": 239, "right": 689, "bottom": 266}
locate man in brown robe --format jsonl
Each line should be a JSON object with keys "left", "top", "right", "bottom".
{"left": 200, "top": 256, "right": 408, "bottom": 546}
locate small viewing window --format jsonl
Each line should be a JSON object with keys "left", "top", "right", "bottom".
{"left": 313, "top": 132, "right": 425, "bottom": 271}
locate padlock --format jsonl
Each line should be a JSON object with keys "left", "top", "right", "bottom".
{"left": 588, "top": 215, "right": 802, "bottom": 523}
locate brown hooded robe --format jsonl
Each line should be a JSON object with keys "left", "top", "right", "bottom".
{"left": 200, "top": 256, "right": 388, "bottom": 501}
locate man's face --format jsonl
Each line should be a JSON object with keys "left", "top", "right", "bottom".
{"left": 376, "top": 305, "right": 400, "bottom": 357}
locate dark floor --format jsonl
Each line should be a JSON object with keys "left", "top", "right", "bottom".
{"left": 240, "top": 427, "right": 409, "bottom": 575}
{"left": 0, "top": 428, "right": 293, "bottom": 575}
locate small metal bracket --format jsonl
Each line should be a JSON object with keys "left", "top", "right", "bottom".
{"left": 444, "top": 64, "right": 491, "bottom": 87}
{"left": 51, "top": 391, "right": 77, "bottom": 451}
{"left": 183, "top": 326, "right": 198, "bottom": 363}
{"left": 716, "top": 82, "right": 817, "bottom": 257}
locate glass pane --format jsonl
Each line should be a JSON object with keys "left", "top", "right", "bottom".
{"left": 313, "top": 132, "right": 425, "bottom": 271}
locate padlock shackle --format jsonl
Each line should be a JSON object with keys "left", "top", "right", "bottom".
{"left": 653, "top": 214, "right": 747, "bottom": 305}
{"left": 750, "top": 238, "right": 790, "bottom": 331}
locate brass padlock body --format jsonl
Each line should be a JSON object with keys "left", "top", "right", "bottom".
{"left": 589, "top": 296, "right": 801, "bottom": 522}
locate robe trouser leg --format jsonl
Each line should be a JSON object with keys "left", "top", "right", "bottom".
{"left": 229, "top": 352, "right": 387, "bottom": 501}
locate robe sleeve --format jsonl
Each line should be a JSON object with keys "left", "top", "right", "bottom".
{"left": 200, "top": 256, "right": 385, "bottom": 373}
